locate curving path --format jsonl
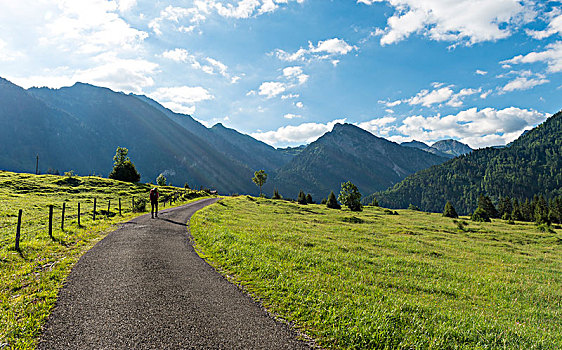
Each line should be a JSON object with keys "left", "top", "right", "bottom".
{"left": 38, "top": 198, "right": 313, "bottom": 349}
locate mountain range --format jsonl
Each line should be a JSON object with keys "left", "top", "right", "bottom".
{"left": 401, "top": 140, "right": 472, "bottom": 158}
{"left": 2, "top": 77, "right": 471, "bottom": 198}
{"left": 366, "top": 111, "right": 562, "bottom": 214}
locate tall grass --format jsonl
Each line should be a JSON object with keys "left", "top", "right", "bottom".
{"left": 191, "top": 196, "right": 562, "bottom": 349}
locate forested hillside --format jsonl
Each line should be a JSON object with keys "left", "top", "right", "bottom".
{"left": 367, "top": 110, "right": 562, "bottom": 214}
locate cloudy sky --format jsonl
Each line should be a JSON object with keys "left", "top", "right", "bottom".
{"left": 1, "top": 0, "right": 561, "bottom": 149}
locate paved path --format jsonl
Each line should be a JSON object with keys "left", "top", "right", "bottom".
{"left": 38, "top": 198, "right": 313, "bottom": 349}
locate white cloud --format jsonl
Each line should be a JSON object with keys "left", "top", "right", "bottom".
{"left": 391, "top": 84, "right": 481, "bottom": 108}
{"left": 394, "top": 107, "right": 547, "bottom": 148}
{"left": 251, "top": 118, "right": 346, "bottom": 146}
{"left": 502, "top": 76, "right": 549, "bottom": 92}
{"left": 356, "top": 117, "right": 397, "bottom": 136}
{"left": 258, "top": 81, "right": 286, "bottom": 98}
{"left": 476, "top": 69, "right": 488, "bottom": 75}
{"left": 283, "top": 113, "right": 302, "bottom": 119}
{"left": 117, "top": 0, "right": 137, "bottom": 12}
{"left": 150, "top": 86, "right": 214, "bottom": 115}
{"left": 161, "top": 48, "right": 239, "bottom": 82}
{"left": 363, "top": 0, "right": 532, "bottom": 46}
{"left": 502, "top": 41, "right": 562, "bottom": 73}
{"left": 274, "top": 38, "right": 357, "bottom": 62}
{"left": 526, "top": 9, "right": 562, "bottom": 39}
{"left": 0, "top": 39, "right": 23, "bottom": 62}
{"left": 295, "top": 101, "right": 304, "bottom": 108}
{"left": 281, "top": 93, "right": 300, "bottom": 99}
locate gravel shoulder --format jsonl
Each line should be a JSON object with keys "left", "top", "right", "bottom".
{"left": 38, "top": 198, "right": 313, "bottom": 349}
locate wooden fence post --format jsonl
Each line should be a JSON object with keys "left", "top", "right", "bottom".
{"left": 107, "top": 200, "right": 111, "bottom": 218}
{"left": 93, "top": 198, "right": 97, "bottom": 221}
{"left": 61, "top": 203, "right": 66, "bottom": 231}
{"left": 132, "top": 197, "right": 135, "bottom": 210}
{"left": 78, "top": 203, "right": 81, "bottom": 227}
{"left": 119, "top": 198, "right": 122, "bottom": 216}
{"left": 15, "top": 209, "right": 22, "bottom": 251}
{"left": 48, "top": 205, "right": 54, "bottom": 240}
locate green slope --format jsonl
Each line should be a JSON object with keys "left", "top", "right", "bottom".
{"left": 367, "top": 110, "right": 562, "bottom": 214}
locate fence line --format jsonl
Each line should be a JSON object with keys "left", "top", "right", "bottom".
{"left": 3, "top": 190, "right": 201, "bottom": 252}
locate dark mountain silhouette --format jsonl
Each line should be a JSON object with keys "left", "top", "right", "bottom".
{"left": 272, "top": 123, "right": 448, "bottom": 201}
{"left": 367, "top": 111, "right": 562, "bottom": 214}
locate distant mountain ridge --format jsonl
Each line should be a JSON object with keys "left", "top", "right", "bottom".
{"left": 273, "top": 123, "right": 448, "bottom": 201}
{"left": 1, "top": 77, "right": 457, "bottom": 197}
{"left": 367, "top": 111, "right": 562, "bottom": 214}
{"left": 401, "top": 139, "right": 472, "bottom": 159}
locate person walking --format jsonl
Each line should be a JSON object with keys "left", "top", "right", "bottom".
{"left": 150, "top": 187, "right": 160, "bottom": 218}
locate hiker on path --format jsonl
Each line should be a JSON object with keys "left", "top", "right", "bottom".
{"left": 150, "top": 187, "right": 160, "bottom": 218}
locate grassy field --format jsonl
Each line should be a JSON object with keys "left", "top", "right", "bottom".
{"left": 0, "top": 170, "right": 210, "bottom": 349}
{"left": 191, "top": 196, "right": 562, "bottom": 349}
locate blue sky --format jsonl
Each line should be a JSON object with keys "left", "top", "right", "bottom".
{"left": 1, "top": 0, "right": 561, "bottom": 149}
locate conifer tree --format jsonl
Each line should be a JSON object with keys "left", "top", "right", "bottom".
{"left": 297, "top": 190, "right": 307, "bottom": 205}
{"left": 306, "top": 193, "right": 313, "bottom": 204}
{"left": 326, "top": 191, "right": 341, "bottom": 209}
{"left": 443, "top": 201, "right": 458, "bottom": 218}
{"left": 338, "top": 181, "right": 362, "bottom": 211}
{"left": 478, "top": 195, "right": 499, "bottom": 218}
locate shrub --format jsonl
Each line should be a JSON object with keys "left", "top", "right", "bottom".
{"left": 297, "top": 190, "right": 307, "bottom": 205}
{"left": 133, "top": 198, "right": 147, "bottom": 212}
{"left": 321, "top": 198, "right": 327, "bottom": 205}
{"left": 326, "top": 191, "right": 341, "bottom": 209}
{"left": 338, "top": 181, "right": 362, "bottom": 212}
{"left": 471, "top": 207, "right": 491, "bottom": 222}
{"left": 272, "top": 189, "right": 282, "bottom": 199}
{"left": 306, "top": 193, "right": 313, "bottom": 204}
{"left": 408, "top": 204, "right": 420, "bottom": 211}
{"left": 443, "top": 201, "right": 458, "bottom": 218}
{"left": 156, "top": 173, "right": 167, "bottom": 186}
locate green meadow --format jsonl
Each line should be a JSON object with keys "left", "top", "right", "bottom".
{"left": 191, "top": 196, "right": 562, "bottom": 349}
{"left": 0, "top": 171, "right": 210, "bottom": 349}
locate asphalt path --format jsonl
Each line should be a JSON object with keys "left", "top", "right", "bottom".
{"left": 38, "top": 198, "right": 313, "bottom": 349}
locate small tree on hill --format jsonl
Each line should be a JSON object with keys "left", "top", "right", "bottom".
{"left": 370, "top": 197, "right": 379, "bottom": 207}
{"left": 252, "top": 170, "right": 267, "bottom": 196}
{"left": 511, "top": 199, "right": 523, "bottom": 221}
{"left": 338, "top": 181, "right": 362, "bottom": 211}
{"left": 272, "top": 188, "right": 282, "bottom": 199}
{"left": 108, "top": 147, "right": 141, "bottom": 183}
{"left": 306, "top": 193, "right": 313, "bottom": 204}
{"left": 478, "top": 195, "right": 499, "bottom": 218}
{"left": 156, "top": 173, "right": 167, "bottom": 186}
{"left": 442, "top": 201, "right": 458, "bottom": 218}
{"left": 297, "top": 190, "right": 307, "bottom": 204}
{"left": 471, "top": 207, "right": 491, "bottom": 222}
{"left": 408, "top": 204, "right": 420, "bottom": 211}
{"left": 326, "top": 191, "right": 341, "bottom": 209}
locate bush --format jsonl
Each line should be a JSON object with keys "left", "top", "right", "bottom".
{"left": 408, "top": 204, "right": 420, "bottom": 211}
{"left": 297, "top": 190, "right": 307, "bottom": 205}
{"left": 306, "top": 193, "right": 313, "bottom": 204}
{"left": 338, "top": 181, "right": 362, "bottom": 212}
{"left": 471, "top": 207, "right": 491, "bottom": 222}
{"left": 321, "top": 198, "right": 327, "bottom": 205}
{"left": 326, "top": 191, "right": 341, "bottom": 209}
{"left": 133, "top": 198, "right": 147, "bottom": 212}
{"left": 443, "top": 201, "right": 458, "bottom": 218}
{"left": 272, "top": 189, "right": 282, "bottom": 199}
{"left": 157, "top": 174, "right": 167, "bottom": 186}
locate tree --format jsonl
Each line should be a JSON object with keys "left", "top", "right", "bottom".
{"left": 408, "top": 204, "right": 420, "bottom": 211}
{"left": 338, "top": 181, "right": 362, "bottom": 211}
{"left": 297, "top": 190, "right": 307, "bottom": 204}
{"left": 443, "top": 201, "right": 458, "bottom": 218}
{"left": 306, "top": 193, "right": 313, "bottom": 204}
{"left": 497, "top": 196, "right": 513, "bottom": 218}
{"left": 326, "top": 191, "right": 341, "bottom": 209}
{"left": 478, "top": 195, "right": 498, "bottom": 218}
{"left": 511, "top": 199, "right": 523, "bottom": 221}
{"left": 272, "top": 188, "right": 282, "bottom": 199}
{"left": 370, "top": 197, "right": 379, "bottom": 207}
{"left": 252, "top": 170, "right": 267, "bottom": 196}
{"left": 534, "top": 195, "right": 550, "bottom": 225}
{"left": 108, "top": 147, "right": 141, "bottom": 183}
{"left": 471, "top": 207, "right": 491, "bottom": 222}
{"left": 157, "top": 173, "right": 167, "bottom": 186}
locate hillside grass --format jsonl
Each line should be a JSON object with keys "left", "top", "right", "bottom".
{"left": 0, "top": 170, "right": 210, "bottom": 349}
{"left": 191, "top": 196, "right": 562, "bottom": 349}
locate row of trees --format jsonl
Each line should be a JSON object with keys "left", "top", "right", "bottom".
{"left": 469, "top": 194, "right": 562, "bottom": 225}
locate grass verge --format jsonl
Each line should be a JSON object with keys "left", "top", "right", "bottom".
{"left": 191, "top": 196, "right": 562, "bottom": 349}
{"left": 0, "top": 171, "right": 210, "bottom": 349}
